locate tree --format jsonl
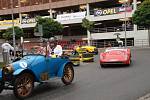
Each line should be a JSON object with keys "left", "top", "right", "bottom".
{"left": 3, "top": 26, "right": 24, "bottom": 41}
{"left": 35, "top": 17, "right": 64, "bottom": 39}
{"left": 132, "top": 0, "right": 150, "bottom": 46}
{"left": 82, "top": 18, "right": 95, "bottom": 45}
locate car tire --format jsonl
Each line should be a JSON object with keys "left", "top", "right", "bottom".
{"left": 0, "top": 80, "right": 4, "bottom": 93}
{"left": 127, "top": 59, "right": 131, "bottom": 66}
{"left": 61, "top": 64, "right": 74, "bottom": 85}
{"left": 13, "top": 73, "right": 34, "bottom": 99}
{"left": 100, "top": 64, "right": 105, "bottom": 68}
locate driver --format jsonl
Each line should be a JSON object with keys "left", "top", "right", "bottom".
{"left": 49, "top": 37, "right": 63, "bottom": 57}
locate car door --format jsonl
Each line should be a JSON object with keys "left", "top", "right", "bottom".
{"left": 46, "top": 57, "right": 62, "bottom": 77}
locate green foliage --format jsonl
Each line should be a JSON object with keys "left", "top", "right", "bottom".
{"left": 82, "top": 18, "right": 95, "bottom": 31}
{"left": 3, "top": 26, "right": 24, "bottom": 40}
{"left": 35, "top": 17, "right": 64, "bottom": 38}
{"left": 132, "top": 0, "right": 150, "bottom": 28}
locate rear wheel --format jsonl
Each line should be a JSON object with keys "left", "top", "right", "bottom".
{"left": 127, "top": 59, "right": 131, "bottom": 66}
{"left": 0, "top": 80, "right": 4, "bottom": 93}
{"left": 61, "top": 64, "right": 74, "bottom": 85}
{"left": 13, "top": 73, "right": 34, "bottom": 99}
{"left": 100, "top": 64, "right": 105, "bottom": 68}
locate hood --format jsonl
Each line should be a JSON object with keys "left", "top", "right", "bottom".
{"left": 11, "top": 55, "right": 45, "bottom": 70}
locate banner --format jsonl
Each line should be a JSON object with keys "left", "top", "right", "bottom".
{"left": 0, "top": 20, "right": 19, "bottom": 27}
{"left": 56, "top": 11, "right": 86, "bottom": 21}
{"left": 21, "top": 18, "right": 36, "bottom": 24}
{"left": 94, "top": 6, "right": 132, "bottom": 16}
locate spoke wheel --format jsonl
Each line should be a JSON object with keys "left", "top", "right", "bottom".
{"left": 0, "top": 81, "right": 4, "bottom": 93}
{"left": 61, "top": 64, "right": 74, "bottom": 85}
{"left": 13, "top": 73, "right": 34, "bottom": 99}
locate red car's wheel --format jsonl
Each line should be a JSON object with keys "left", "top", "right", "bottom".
{"left": 13, "top": 73, "right": 34, "bottom": 99}
{"left": 0, "top": 81, "right": 4, "bottom": 93}
{"left": 127, "top": 59, "right": 131, "bottom": 66}
{"left": 61, "top": 64, "right": 74, "bottom": 85}
{"left": 100, "top": 64, "right": 105, "bottom": 68}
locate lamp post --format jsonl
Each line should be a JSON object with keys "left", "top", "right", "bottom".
{"left": 119, "top": 0, "right": 129, "bottom": 47}
{"left": 124, "top": 0, "right": 128, "bottom": 47}
{"left": 124, "top": 0, "right": 130, "bottom": 47}
{"left": 11, "top": 0, "right": 16, "bottom": 59}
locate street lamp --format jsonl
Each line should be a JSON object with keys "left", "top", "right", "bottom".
{"left": 119, "top": 0, "right": 130, "bottom": 47}
{"left": 11, "top": 0, "right": 16, "bottom": 59}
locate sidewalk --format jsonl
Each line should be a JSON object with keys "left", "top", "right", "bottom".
{"left": 137, "top": 93, "right": 150, "bottom": 100}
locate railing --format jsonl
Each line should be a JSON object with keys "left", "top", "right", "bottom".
{"left": 92, "top": 26, "right": 134, "bottom": 33}
{"left": 135, "top": 39, "right": 149, "bottom": 47}
{"left": 92, "top": 26, "right": 147, "bottom": 33}
{"left": 91, "top": 40, "right": 134, "bottom": 48}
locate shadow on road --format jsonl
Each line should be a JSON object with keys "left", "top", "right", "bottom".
{"left": 0, "top": 81, "right": 76, "bottom": 100}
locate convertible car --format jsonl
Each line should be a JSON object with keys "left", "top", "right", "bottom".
{"left": 0, "top": 54, "right": 74, "bottom": 99}
{"left": 100, "top": 47, "right": 131, "bottom": 67}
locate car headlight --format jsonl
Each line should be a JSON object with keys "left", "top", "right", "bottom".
{"left": 3, "top": 64, "right": 14, "bottom": 74}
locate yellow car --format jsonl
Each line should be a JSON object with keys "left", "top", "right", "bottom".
{"left": 76, "top": 46, "right": 98, "bottom": 54}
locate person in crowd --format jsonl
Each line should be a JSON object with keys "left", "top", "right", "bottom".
{"left": 1, "top": 41, "right": 14, "bottom": 64}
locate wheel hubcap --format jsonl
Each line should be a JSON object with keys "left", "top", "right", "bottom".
{"left": 16, "top": 76, "right": 32, "bottom": 97}
{"left": 64, "top": 66, "right": 73, "bottom": 82}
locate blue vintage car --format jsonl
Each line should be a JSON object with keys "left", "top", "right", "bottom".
{"left": 0, "top": 54, "right": 74, "bottom": 99}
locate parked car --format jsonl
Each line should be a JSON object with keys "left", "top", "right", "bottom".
{"left": 100, "top": 47, "right": 131, "bottom": 67}
{"left": 76, "top": 46, "right": 98, "bottom": 54}
{"left": 0, "top": 54, "right": 74, "bottom": 99}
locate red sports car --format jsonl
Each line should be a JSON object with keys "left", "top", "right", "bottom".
{"left": 100, "top": 47, "right": 131, "bottom": 67}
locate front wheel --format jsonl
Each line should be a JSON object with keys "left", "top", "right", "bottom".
{"left": 0, "top": 80, "right": 4, "bottom": 93}
{"left": 61, "top": 64, "right": 74, "bottom": 85}
{"left": 13, "top": 73, "right": 34, "bottom": 99}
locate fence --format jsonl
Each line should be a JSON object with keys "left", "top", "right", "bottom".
{"left": 91, "top": 26, "right": 147, "bottom": 33}
{"left": 91, "top": 40, "right": 134, "bottom": 48}
{"left": 134, "top": 39, "right": 149, "bottom": 47}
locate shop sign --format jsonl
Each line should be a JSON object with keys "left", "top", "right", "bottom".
{"left": 94, "top": 6, "right": 132, "bottom": 16}
{"left": 21, "top": 18, "right": 36, "bottom": 24}
{"left": 56, "top": 11, "right": 86, "bottom": 21}
{"left": 0, "top": 20, "right": 19, "bottom": 26}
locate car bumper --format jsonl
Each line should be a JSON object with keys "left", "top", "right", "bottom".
{"left": 100, "top": 59, "right": 129, "bottom": 65}
{"left": 81, "top": 57, "right": 94, "bottom": 62}
{"left": 72, "top": 61, "right": 80, "bottom": 66}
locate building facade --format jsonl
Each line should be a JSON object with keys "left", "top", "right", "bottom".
{"left": 0, "top": 0, "right": 148, "bottom": 47}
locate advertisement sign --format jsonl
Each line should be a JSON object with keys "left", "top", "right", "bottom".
{"left": 56, "top": 11, "right": 86, "bottom": 21}
{"left": 21, "top": 18, "right": 36, "bottom": 24}
{"left": 94, "top": 6, "right": 132, "bottom": 16}
{"left": 0, "top": 20, "right": 19, "bottom": 26}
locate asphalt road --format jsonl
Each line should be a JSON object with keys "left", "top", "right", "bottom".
{"left": 0, "top": 48, "right": 150, "bottom": 100}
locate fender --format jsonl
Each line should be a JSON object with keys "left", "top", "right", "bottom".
{"left": 57, "top": 62, "right": 72, "bottom": 77}
{"left": 13, "top": 68, "right": 25, "bottom": 76}
{"left": 0, "top": 69, "right": 2, "bottom": 80}
{"left": 13, "top": 68, "right": 39, "bottom": 82}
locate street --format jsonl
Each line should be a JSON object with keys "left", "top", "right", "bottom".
{"left": 0, "top": 48, "right": 150, "bottom": 100}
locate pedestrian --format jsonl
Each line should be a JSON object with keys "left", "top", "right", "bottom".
{"left": 1, "top": 41, "right": 14, "bottom": 64}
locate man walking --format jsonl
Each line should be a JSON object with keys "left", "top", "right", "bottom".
{"left": 1, "top": 41, "right": 14, "bottom": 64}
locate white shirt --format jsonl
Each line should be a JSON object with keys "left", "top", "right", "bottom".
{"left": 53, "top": 45, "right": 62, "bottom": 57}
{"left": 1, "top": 43, "right": 14, "bottom": 52}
